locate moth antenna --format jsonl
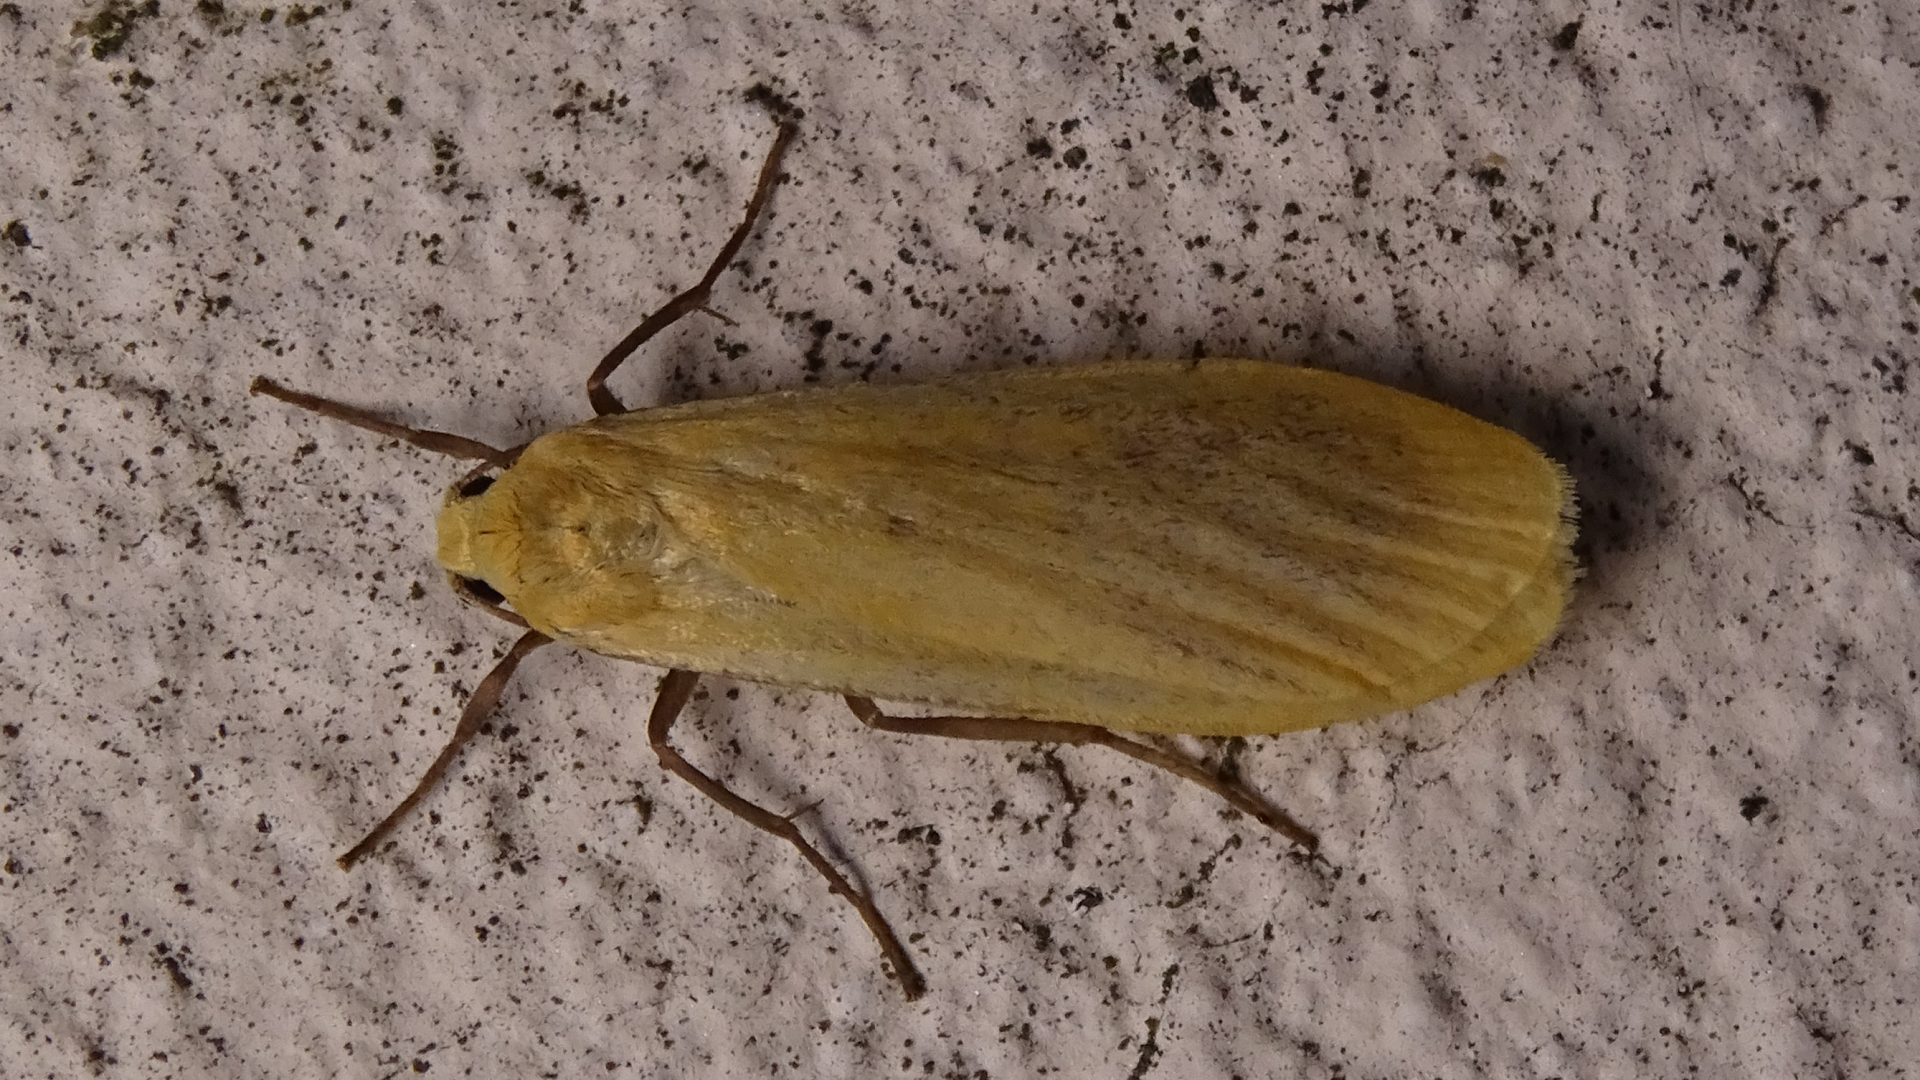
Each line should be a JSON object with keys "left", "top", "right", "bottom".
{"left": 251, "top": 376, "right": 519, "bottom": 468}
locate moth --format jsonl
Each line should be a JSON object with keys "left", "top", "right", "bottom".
{"left": 254, "top": 119, "right": 1577, "bottom": 1000}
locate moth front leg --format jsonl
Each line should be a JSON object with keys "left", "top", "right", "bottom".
{"left": 339, "top": 629, "right": 553, "bottom": 869}
{"left": 586, "top": 120, "right": 798, "bottom": 416}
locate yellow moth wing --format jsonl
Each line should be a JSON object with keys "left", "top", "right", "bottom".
{"left": 438, "top": 359, "right": 1575, "bottom": 735}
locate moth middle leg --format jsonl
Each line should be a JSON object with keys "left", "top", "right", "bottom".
{"left": 646, "top": 669, "right": 927, "bottom": 1000}
{"left": 842, "top": 695, "right": 1320, "bottom": 854}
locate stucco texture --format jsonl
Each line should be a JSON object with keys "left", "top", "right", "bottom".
{"left": 3, "top": 1, "right": 1915, "bottom": 1076}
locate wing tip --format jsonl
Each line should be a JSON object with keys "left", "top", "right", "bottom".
{"left": 1549, "top": 454, "right": 1583, "bottom": 606}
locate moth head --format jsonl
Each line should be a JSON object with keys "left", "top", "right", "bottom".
{"left": 432, "top": 433, "right": 678, "bottom": 638}
{"left": 436, "top": 468, "right": 514, "bottom": 603}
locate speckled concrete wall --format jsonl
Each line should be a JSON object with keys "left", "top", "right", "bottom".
{"left": 3, "top": 1, "right": 1915, "bottom": 1076}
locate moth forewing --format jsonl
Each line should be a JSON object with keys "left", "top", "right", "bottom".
{"left": 441, "top": 359, "right": 1576, "bottom": 737}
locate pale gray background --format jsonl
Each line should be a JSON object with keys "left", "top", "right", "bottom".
{"left": 4, "top": 1, "right": 1916, "bottom": 1077}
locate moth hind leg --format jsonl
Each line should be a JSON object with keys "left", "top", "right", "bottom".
{"left": 842, "top": 696, "right": 1321, "bottom": 855}
{"left": 647, "top": 670, "right": 927, "bottom": 1000}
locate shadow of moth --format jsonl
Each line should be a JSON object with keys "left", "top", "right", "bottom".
{"left": 253, "top": 117, "right": 1577, "bottom": 1001}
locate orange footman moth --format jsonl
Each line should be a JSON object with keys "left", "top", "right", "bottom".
{"left": 253, "top": 115, "right": 1577, "bottom": 1000}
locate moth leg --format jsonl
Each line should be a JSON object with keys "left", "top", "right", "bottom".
{"left": 250, "top": 377, "right": 517, "bottom": 467}
{"left": 647, "top": 669, "right": 927, "bottom": 1001}
{"left": 338, "top": 629, "right": 552, "bottom": 869}
{"left": 843, "top": 696, "right": 1319, "bottom": 854}
{"left": 586, "top": 121, "right": 799, "bottom": 416}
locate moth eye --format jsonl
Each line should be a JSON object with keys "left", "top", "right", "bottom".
{"left": 458, "top": 474, "right": 495, "bottom": 498}
{"left": 459, "top": 576, "right": 506, "bottom": 606}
